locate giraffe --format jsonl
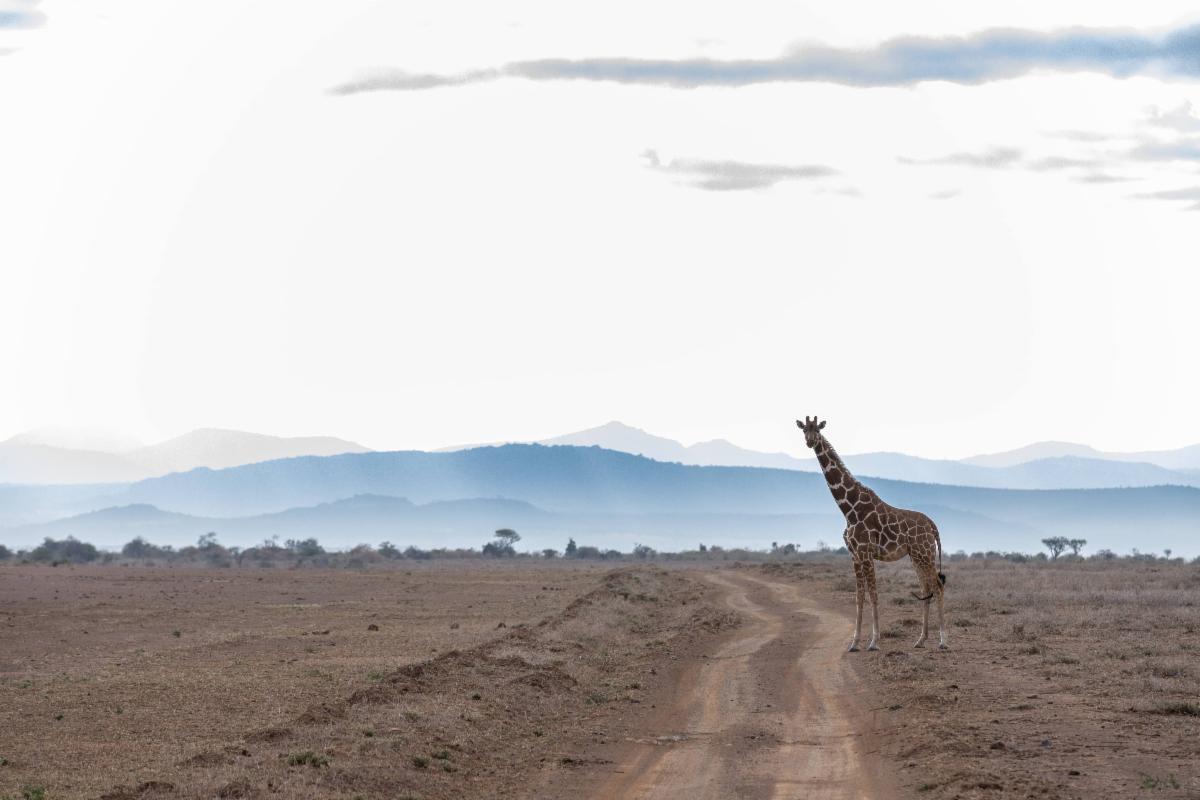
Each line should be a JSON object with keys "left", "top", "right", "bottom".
{"left": 797, "top": 416, "right": 948, "bottom": 651}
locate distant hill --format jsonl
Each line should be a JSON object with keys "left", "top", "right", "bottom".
{"left": 525, "top": 422, "right": 1200, "bottom": 490}
{"left": 0, "top": 441, "right": 142, "bottom": 484}
{"left": 539, "top": 421, "right": 809, "bottom": 471}
{"left": 964, "top": 440, "right": 1200, "bottom": 471}
{"left": 842, "top": 453, "right": 1200, "bottom": 490}
{"left": 961, "top": 441, "right": 1105, "bottom": 468}
{"left": 0, "top": 428, "right": 370, "bottom": 485}
{"left": 0, "top": 443, "right": 1185, "bottom": 555}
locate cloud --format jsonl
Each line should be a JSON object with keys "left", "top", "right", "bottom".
{"left": 899, "top": 147, "right": 1023, "bottom": 168}
{"left": 929, "top": 189, "right": 963, "bottom": 200}
{"left": 1043, "top": 130, "right": 1122, "bottom": 142}
{"left": 1132, "top": 186, "right": 1200, "bottom": 210}
{"left": 1144, "top": 101, "right": 1200, "bottom": 132}
{"left": 1074, "top": 172, "right": 1134, "bottom": 184}
{"left": 0, "top": 1, "right": 44, "bottom": 29}
{"left": 1026, "top": 155, "right": 1104, "bottom": 171}
{"left": 641, "top": 149, "right": 838, "bottom": 191}
{"left": 330, "top": 68, "right": 500, "bottom": 94}
{"left": 1128, "top": 137, "right": 1200, "bottom": 161}
{"left": 332, "top": 23, "right": 1200, "bottom": 94}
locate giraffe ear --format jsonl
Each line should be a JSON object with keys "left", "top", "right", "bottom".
{"left": 818, "top": 420, "right": 826, "bottom": 429}
{"left": 796, "top": 420, "right": 804, "bottom": 429}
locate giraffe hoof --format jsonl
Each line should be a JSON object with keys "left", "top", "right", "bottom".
{"left": 866, "top": 640, "right": 879, "bottom": 651}
{"left": 938, "top": 643, "right": 949, "bottom": 651}
{"left": 914, "top": 640, "right": 926, "bottom": 649}
{"left": 847, "top": 643, "right": 860, "bottom": 653}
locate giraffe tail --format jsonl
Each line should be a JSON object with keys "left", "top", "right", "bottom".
{"left": 936, "top": 528, "right": 946, "bottom": 587}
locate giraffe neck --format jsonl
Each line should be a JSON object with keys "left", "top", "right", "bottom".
{"left": 813, "top": 435, "right": 863, "bottom": 519}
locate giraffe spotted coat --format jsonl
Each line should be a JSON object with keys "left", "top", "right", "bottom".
{"left": 798, "top": 416, "right": 948, "bottom": 651}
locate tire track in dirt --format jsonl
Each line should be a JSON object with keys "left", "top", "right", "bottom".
{"left": 589, "top": 570, "right": 894, "bottom": 800}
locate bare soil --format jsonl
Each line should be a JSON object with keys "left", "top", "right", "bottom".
{"left": 0, "top": 562, "right": 735, "bottom": 799}
{"left": 556, "top": 568, "right": 896, "bottom": 800}
{"left": 760, "top": 558, "right": 1200, "bottom": 799}
{"left": 3, "top": 558, "right": 1197, "bottom": 799}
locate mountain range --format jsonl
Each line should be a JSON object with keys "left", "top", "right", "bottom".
{"left": 449, "top": 421, "right": 1200, "bottom": 490}
{"left": 6, "top": 421, "right": 1200, "bottom": 491}
{"left": 0, "top": 428, "right": 369, "bottom": 484}
{"left": 3, "top": 443, "right": 1197, "bottom": 556}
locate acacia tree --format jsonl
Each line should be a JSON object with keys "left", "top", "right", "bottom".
{"left": 483, "top": 529, "right": 521, "bottom": 557}
{"left": 1042, "top": 537, "right": 1069, "bottom": 559}
{"left": 1066, "top": 538, "right": 1087, "bottom": 556}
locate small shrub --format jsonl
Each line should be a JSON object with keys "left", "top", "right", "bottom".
{"left": 1140, "top": 774, "right": 1180, "bottom": 789}
{"left": 286, "top": 751, "right": 330, "bottom": 767}
{"left": 411, "top": 756, "right": 429, "bottom": 769}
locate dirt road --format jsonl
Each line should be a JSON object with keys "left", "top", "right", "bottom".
{"left": 590, "top": 570, "right": 893, "bottom": 800}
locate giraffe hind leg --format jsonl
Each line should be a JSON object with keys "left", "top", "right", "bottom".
{"left": 862, "top": 558, "right": 880, "bottom": 651}
{"left": 911, "top": 551, "right": 938, "bottom": 648}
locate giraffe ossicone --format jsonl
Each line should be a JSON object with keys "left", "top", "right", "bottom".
{"left": 797, "top": 416, "right": 948, "bottom": 652}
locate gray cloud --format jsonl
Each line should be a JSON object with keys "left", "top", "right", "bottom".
{"left": 1074, "top": 172, "right": 1134, "bottom": 184}
{"left": 1144, "top": 101, "right": 1200, "bottom": 132}
{"left": 1027, "top": 155, "right": 1104, "bottom": 171}
{"left": 1132, "top": 186, "right": 1200, "bottom": 210}
{"left": 333, "top": 23, "right": 1200, "bottom": 94}
{"left": 641, "top": 149, "right": 838, "bottom": 191}
{"left": 1043, "top": 130, "right": 1122, "bottom": 142}
{"left": 899, "top": 147, "right": 1023, "bottom": 168}
{"left": 331, "top": 68, "right": 500, "bottom": 94}
{"left": 1128, "top": 137, "right": 1200, "bottom": 161}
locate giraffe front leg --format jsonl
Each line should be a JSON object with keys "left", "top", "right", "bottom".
{"left": 864, "top": 559, "right": 880, "bottom": 651}
{"left": 936, "top": 585, "right": 948, "bottom": 650}
{"left": 915, "top": 593, "right": 929, "bottom": 648}
{"left": 848, "top": 560, "right": 864, "bottom": 652}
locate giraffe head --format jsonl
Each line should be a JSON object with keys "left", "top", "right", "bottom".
{"left": 796, "top": 416, "right": 826, "bottom": 449}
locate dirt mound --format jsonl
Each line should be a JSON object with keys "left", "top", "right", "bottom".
{"left": 97, "top": 567, "right": 733, "bottom": 800}
{"left": 243, "top": 726, "right": 290, "bottom": 743}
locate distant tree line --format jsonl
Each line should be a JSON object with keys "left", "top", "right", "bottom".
{"left": 0, "top": 533, "right": 1193, "bottom": 567}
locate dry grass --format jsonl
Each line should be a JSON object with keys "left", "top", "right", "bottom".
{"left": 811, "top": 557, "right": 1200, "bottom": 798}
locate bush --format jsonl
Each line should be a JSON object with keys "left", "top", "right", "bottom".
{"left": 481, "top": 541, "right": 515, "bottom": 557}
{"left": 483, "top": 529, "right": 519, "bottom": 557}
{"left": 121, "top": 537, "right": 169, "bottom": 559}
{"left": 404, "top": 546, "right": 432, "bottom": 560}
{"left": 378, "top": 541, "right": 402, "bottom": 559}
{"left": 285, "top": 538, "right": 325, "bottom": 558}
{"left": 0, "top": 544, "right": 11, "bottom": 560}
{"left": 31, "top": 537, "right": 98, "bottom": 564}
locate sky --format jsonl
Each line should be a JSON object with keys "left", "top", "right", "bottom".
{"left": 2, "top": 0, "right": 1199, "bottom": 459}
